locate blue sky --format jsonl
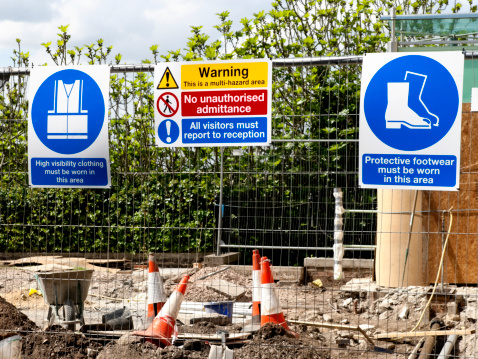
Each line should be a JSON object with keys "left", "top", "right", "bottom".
{"left": 0, "top": 0, "right": 273, "bottom": 67}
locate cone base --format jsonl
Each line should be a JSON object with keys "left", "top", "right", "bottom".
{"left": 133, "top": 329, "right": 172, "bottom": 348}
{"left": 261, "top": 313, "right": 299, "bottom": 339}
{"left": 252, "top": 302, "right": 261, "bottom": 320}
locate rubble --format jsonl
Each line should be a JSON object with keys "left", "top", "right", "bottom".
{"left": 1, "top": 258, "right": 478, "bottom": 358}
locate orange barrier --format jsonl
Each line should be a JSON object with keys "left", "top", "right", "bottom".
{"left": 134, "top": 274, "right": 190, "bottom": 347}
{"left": 260, "top": 256, "right": 298, "bottom": 338}
{"left": 252, "top": 249, "right": 261, "bottom": 324}
{"left": 147, "top": 253, "right": 166, "bottom": 318}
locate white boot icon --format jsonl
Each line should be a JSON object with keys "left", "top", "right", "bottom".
{"left": 405, "top": 71, "right": 439, "bottom": 126}
{"left": 385, "top": 72, "right": 438, "bottom": 129}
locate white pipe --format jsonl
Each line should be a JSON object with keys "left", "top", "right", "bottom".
{"left": 408, "top": 337, "right": 425, "bottom": 359}
{"left": 333, "top": 188, "right": 345, "bottom": 280}
{"left": 437, "top": 335, "right": 458, "bottom": 359}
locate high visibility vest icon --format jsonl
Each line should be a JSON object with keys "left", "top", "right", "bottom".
{"left": 47, "top": 80, "right": 88, "bottom": 139}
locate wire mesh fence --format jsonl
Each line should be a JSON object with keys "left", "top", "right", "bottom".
{"left": 0, "top": 57, "right": 476, "bottom": 358}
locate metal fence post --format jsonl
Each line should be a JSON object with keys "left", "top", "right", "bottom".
{"left": 216, "top": 147, "right": 224, "bottom": 256}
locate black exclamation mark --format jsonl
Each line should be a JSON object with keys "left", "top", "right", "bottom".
{"left": 166, "top": 72, "right": 170, "bottom": 87}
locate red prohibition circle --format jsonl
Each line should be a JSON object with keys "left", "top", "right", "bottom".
{"left": 156, "top": 92, "right": 179, "bottom": 118}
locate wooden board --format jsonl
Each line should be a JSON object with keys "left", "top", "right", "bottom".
{"left": 423, "top": 103, "right": 478, "bottom": 284}
{"left": 87, "top": 330, "right": 251, "bottom": 342}
{"left": 373, "top": 328, "right": 475, "bottom": 340}
{"left": 288, "top": 320, "right": 375, "bottom": 346}
{"left": 178, "top": 332, "right": 251, "bottom": 341}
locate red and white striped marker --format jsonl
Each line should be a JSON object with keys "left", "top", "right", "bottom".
{"left": 147, "top": 253, "right": 166, "bottom": 319}
{"left": 260, "top": 256, "right": 299, "bottom": 338}
{"left": 252, "top": 249, "right": 261, "bottom": 324}
{"left": 134, "top": 274, "right": 190, "bottom": 347}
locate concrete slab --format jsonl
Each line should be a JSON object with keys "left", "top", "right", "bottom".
{"left": 224, "top": 265, "right": 305, "bottom": 283}
{"left": 204, "top": 253, "right": 240, "bottom": 266}
{"left": 205, "top": 279, "right": 246, "bottom": 299}
{"left": 304, "top": 257, "right": 373, "bottom": 269}
{"left": 178, "top": 312, "right": 231, "bottom": 325}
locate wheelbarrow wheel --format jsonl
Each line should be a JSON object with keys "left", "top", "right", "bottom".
{"left": 62, "top": 298, "right": 76, "bottom": 331}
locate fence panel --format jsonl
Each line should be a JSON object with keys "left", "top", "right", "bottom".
{"left": 0, "top": 58, "right": 475, "bottom": 358}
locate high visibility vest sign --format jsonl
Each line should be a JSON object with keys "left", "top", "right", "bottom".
{"left": 28, "top": 66, "right": 111, "bottom": 188}
{"left": 359, "top": 52, "right": 463, "bottom": 191}
{"left": 154, "top": 59, "right": 272, "bottom": 147}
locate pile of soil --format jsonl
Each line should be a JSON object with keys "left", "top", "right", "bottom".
{"left": 97, "top": 338, "right": 160, "bottom": 359}
{"left": 21, "top": 330, "right": 103, "bottom": 359}
{"left": 0, "top": 296, "right": 38, "bottom": 334}
{"left": 234, "top": 323, "right": 330, "bottom": 359}
{"left": 98, "top": 336, "right": 209, "bottom": 359}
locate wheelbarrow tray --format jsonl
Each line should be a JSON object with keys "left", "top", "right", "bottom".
{"left": 35, "top": 270, "right": 94, "bottom": 306}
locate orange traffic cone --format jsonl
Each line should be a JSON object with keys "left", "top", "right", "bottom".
{"left": 147, "top": 253, "right": 166, "bottom": 319}
{"left": 134, "top": 274, "right": 190, "bottom": 347}
{"left": 252, "top": 249, "right": 261, "bottom": 324}
{"left": 260, "top": 257, "right": 299, "bottom": 338}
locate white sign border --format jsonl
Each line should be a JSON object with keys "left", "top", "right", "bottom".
{"left": 359, "top": 52, "right": 464, "bottom": 191}
{"left": 154, "top": 58, "right": 272, "bottom": 148}
{"left": 28, "top": 65, "right": 111, "bottom": 189}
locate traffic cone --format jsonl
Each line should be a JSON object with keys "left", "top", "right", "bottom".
{"left": 147, "top": 253, "right": 167, "bottom": 319}
{"left": 260, "top": 257, "right": 299, "bottom": 338}
{"left": 134, "top": 274, "right": 190, "bottom": 347}
{"left": 252, "top": 249, "right": 261, "bottom": 324}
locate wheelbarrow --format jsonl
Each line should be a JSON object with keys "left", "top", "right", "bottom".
{"left": 34, "top": 270, "right": 94, "bottom": 331}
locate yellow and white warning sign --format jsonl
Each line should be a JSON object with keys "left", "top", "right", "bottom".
{"left": 154, "top": 58, "right": 272, "bottom": 148}
{"left": 181, "top": 62, "right": 268, "bottom": 90}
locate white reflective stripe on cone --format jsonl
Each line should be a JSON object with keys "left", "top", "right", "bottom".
{"left": 157, "top": 291, "right": 184, "bottom": 319}
{"left": 148, "top": 272, "right": 166, "bottom": 304}
{"left": 252, "top": 270, "right": 261, "bottom": 302}
{"left": 261, "top": 282, "right": 281, "bottom": 316}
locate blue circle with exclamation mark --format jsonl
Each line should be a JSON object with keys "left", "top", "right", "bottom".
{"left": 158, "top": 119, "right": 180, "bottom": 144}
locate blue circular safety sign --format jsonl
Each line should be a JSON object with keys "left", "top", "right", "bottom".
{"left": 364, "top": 55, "right": 459, "bottom": 151}
{"left": 31, "top": 69, "right": 105, "bottom": 155}
{"left": 158, "top": 119, "right": 180, "bottom": 144}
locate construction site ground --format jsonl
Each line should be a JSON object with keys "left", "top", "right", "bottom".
{"left": 0, "top": 257, "right": 476, "bottom": 358}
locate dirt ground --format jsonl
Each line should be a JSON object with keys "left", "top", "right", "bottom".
{"left": 0, "top": 296, "right": 38, "bottom": 333}
{"left": 21, "top": 329, "right": 103, "bottom": 359}
{"left": 235, "top": 324, "right": 329, "bottom": 359}
{"left": 0, "top": 261, "right": 475, "bottom": 358}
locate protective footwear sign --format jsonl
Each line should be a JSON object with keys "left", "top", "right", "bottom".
{"left": 28, "top": 66, "right": 111, "bottom": 188}
{"left": 154, "top": 59, "right": 272, "bottom": 147}
{"left": 359, "top": 52, "right": 463, "bottom": 191}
